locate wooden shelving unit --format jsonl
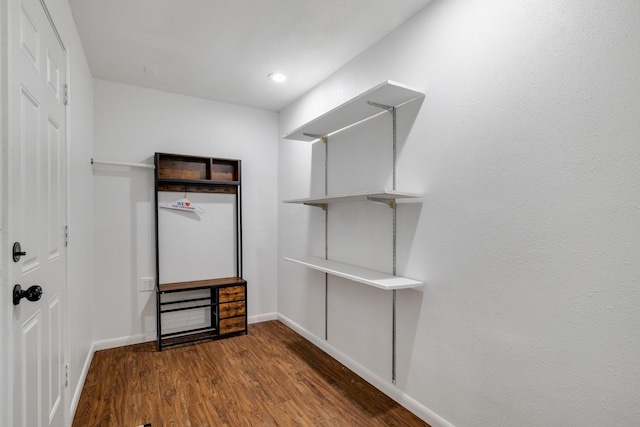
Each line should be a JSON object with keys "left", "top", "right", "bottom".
{"left": 155, "top": 152, "right": 246, "bottom": 350}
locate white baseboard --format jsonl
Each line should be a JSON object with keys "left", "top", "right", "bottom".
{"left": 277, "top": 313, "right": 455, "bottom": 427}
{"left": 69, "top": 341, "right": 94, "bottom": 423}
{"left": 92, "top": 332, "right": 156, "bottom": 352}
{"left": 92, "top": 313, "right": 276, "bottom": 353}
{"left": 249, "top": 312, "right": 277, "bottom": 323}
{"left": 85, "top": 313, "right": 275, "bottom": 357}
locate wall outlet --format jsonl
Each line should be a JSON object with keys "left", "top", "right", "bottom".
{"left": 139, "top": 277, "right": 155, "bottom": 292}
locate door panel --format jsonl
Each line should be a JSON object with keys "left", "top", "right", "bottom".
{"left": 47, "top": 116, "right": 62, "bottom": 261}
{"left": 48, "top": 293, "right": 62, "bottom": 421}
{"left": 19, "top": 2, "right": 39, "bottom": 70}
{"left": 19, "top": 311, "right": 42, "bottom": 427}
{"left": 18, "top": 87, "right": 42, "bottom": 275}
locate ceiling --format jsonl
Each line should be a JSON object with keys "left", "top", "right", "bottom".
{"left": 68, "top": 0, "right": 432, "bottom": 111}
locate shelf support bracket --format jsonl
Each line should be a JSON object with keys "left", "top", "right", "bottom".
{"left": 367, "top": 197, "right": 396, "bottom": 208}
{"left": 303, "top": 202, "right": 327, "bottom": 210}
{"left": 367, "top": 101, "right": 394, "bottom": 111}
{"left": 302, "top": 133, "right": 327, "bottom": 142}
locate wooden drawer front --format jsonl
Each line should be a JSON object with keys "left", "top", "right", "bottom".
{"left": 219, "top": 301, "right": 245, "bottom": 319}
{"left": 219, "top": 285, "right": 245, "bottom": 303}
{"left": 220, "top": 317, "right": 246, "bottom": 334}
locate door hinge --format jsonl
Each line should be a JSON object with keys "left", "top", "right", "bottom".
{"left": 65, "top": 225, "right": 69, "bottom": 247}
{"left": 64, "top": 84, "right": 69, "bottom": 106}
{"left": 64, "top": 364, "right": 70, "bottom": 387}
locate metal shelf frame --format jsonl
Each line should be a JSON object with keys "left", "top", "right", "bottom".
{"left": 283, "top": 81, "right": 425, "bottom": 384}
{"left": 154, "top": 153, "right": 246, "bottom": 350}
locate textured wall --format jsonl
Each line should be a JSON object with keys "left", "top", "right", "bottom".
{"left": 278, "top": 1, "right": 640, "bottom": 426}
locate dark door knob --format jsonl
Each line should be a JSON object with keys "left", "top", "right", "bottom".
{"left": 13, "top": 284, "right": 43, "bottom": 305}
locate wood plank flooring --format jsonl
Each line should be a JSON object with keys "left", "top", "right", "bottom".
{"left": 72, "top": 320, "right": 429, "bottom": 427}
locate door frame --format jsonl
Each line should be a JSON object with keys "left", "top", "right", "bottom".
{"left": 0, "top": 0, "right": 71, "bottom": 425}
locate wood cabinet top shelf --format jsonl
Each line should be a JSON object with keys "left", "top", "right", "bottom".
{"left": 283, "top": 81, "right": 424, "bottom": 142}
{"left": 159, "top": 277, "right": 246, "bottom": 293}
{"left": 155, "top": 152, "right": 240, "bottom": 189}
{"left": 285, "top": 256, "right": 423, "bottom": 290}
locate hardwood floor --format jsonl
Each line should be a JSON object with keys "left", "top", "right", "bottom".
{"left": 72, "top": 320, "right": 429, "bottom": 426}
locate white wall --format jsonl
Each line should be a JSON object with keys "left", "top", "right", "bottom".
{"left": 92, "top": 80, "right": 278, "bottom": 343}
{"left": 278, "top": 1, "right": 640, "bottom": 426}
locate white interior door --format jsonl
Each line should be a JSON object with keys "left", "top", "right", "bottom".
{"left": 9, "top": 0, "right": 67, "bottom": 426}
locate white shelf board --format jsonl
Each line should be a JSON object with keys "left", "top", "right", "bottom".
{"left": 284, "top": 81, "right": 424, "bottom": 142}
{"left": 285, "top": 256, "right": 423, "bottom": 290}
{"left": 283, "top": 189, "right": 422, "bottom": 205}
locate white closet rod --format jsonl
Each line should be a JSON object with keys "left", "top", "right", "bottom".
{"left": 91, "top": 158, "right": 155, "bottom": 169}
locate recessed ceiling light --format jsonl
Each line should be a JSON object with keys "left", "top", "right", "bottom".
{"left": 268, "top": 72, "right": 287, "bottom": 83}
